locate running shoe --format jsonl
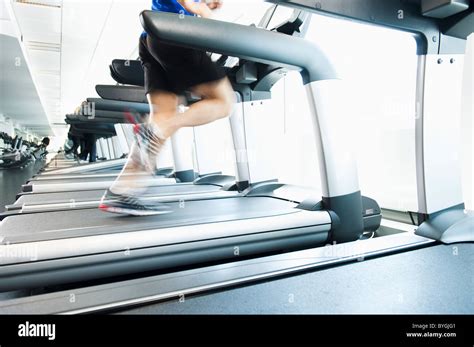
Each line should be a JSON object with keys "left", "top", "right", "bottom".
{"left": 99, "top": 189, "right": 172, "bottom": 216}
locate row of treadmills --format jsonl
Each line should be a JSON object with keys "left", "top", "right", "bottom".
{"left": 0, "top": 0, "right": 472, "bottom": 314}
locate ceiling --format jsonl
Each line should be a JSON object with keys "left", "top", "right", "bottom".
{"left": 0, "top": 0, "right": 271, "bottom": 137}
{"left": 0, "top": 33, "right": 52, "bottom": 135}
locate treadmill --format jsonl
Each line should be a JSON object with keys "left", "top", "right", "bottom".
{"left": 38, "top": 123, "right": 145, "bottom": 179}
{"left": 47, "top": 123, "right": 119, "bottom": 169}
{"left": 96, "top": 84, "right": 147, "bottom": 103}
{"left": 0, "top": 8, "right": 383, "bottom": 292}
{"left": 40, "top": 122, "right": 127, "bottom": 174}
{"left": 22, "top": 103, "right": 178, "bottom": 194}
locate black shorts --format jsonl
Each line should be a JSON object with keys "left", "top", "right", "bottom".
{"left": 139, "top": 34, "right": 226, "bottom": 95}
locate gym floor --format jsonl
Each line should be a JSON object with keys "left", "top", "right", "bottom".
{"left": 0, "top": 161, "right": 44, "bottom": 211}
{"left": 119, "top": 244, "right": 474, "bottom": 314}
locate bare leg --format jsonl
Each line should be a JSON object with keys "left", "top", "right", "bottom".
{"left": 109, "top": 91, "right": 178, "bottom": 194}
{"left": 109, "top": 77, "right": 234, "bottom": 194}
{"left": 181, "top": 77, "right": 235, "bottom": 125}
{"left": 147, "top": 90, "right": 180, "bottom": 134}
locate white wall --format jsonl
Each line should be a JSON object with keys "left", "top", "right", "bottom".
{"left": 461, "top": 34, "right": 473, "bottom": 210}
{"left": 265, "top": 14, "right": 473, "bottom": 212}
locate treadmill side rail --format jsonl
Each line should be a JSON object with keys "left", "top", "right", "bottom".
{"left": 0, "top": 210, "right": 331, "bottom": 291}
{"left": 0, "top": 227, "right": 433, "bottom": 313}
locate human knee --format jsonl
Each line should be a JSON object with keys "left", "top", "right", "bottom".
{"left": 217, "top": 89, "right": 235, "bottom": 118}
{"left": 150, "top": 108, "right": 177, "bottom": 123}
{"left": 148, "top": 91, "right": 179, "bottom": 115}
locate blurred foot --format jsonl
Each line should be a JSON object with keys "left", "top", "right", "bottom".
{"left": 99, "top": 189, "right": 173, "bottom": 216}
{"left": 133, "top": 123, "right": 167, "bottom": 173}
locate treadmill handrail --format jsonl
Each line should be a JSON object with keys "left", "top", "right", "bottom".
{"left": 266, "top": 0, "right": 472, "bottom": 54}
{"left": 86, "top": 98, "right": 150, "bottom": 114}
{"left": 110, "top": 59, "right": 144, "bottom": 86}
{"left": 140, "top": 11, "right": 337, "bottom": 84}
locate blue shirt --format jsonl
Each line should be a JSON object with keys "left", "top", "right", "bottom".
{"left": 152, "top": 0, "right": 193, "bottom": 15}
{"left": 142, "top": 0, "right": 197, "bottom": 37}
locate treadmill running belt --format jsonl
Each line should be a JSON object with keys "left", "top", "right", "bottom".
{"left": 26, "top": 176, "right": 150, "bottom": 185}
{"left": 12, "top": 183, "right": 211, "bottom": 206}
{"left": 0, "top": 197, "right": 304, "bottom": 244}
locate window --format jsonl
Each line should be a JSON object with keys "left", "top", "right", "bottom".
{"left": 275, "top": 14, "right": 473, "bottom": 211}
{"left": 276, "top": 14, "right": 420, "bottom": 211}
